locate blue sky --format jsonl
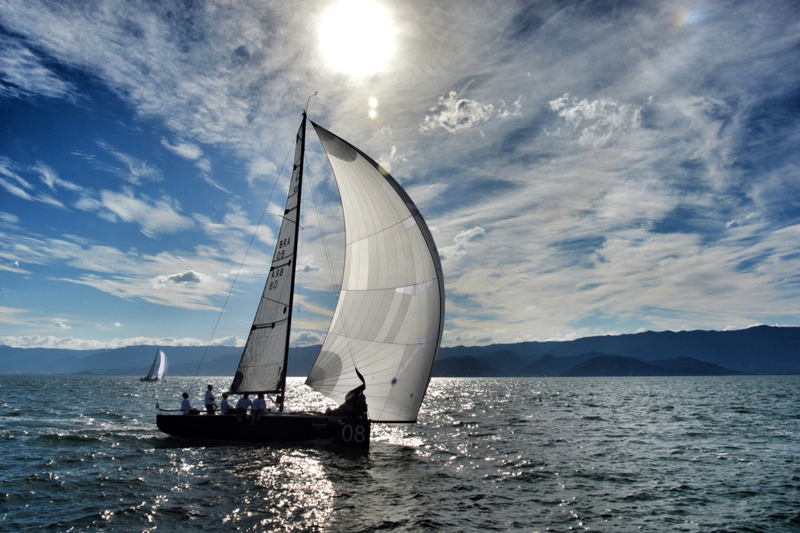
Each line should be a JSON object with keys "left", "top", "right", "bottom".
{"left": 1, "top": 0, "right": 799, "bottom": 351}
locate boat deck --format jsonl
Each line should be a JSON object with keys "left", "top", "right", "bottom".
{"left": 156, "top": 412, "right": 370, "bottom": 449}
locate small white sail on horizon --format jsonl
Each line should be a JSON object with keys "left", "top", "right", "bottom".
{"left": 142, "top": 348, "right": 168, "bottom": 381}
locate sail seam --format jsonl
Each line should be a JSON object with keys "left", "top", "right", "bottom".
{"left": 344, "top": 215, "right": 419, "bottom": 245}
{"left": 337, "top": 278, "right": 438, "bottom": 293}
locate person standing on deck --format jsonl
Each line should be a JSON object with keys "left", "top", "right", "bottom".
{"left": 204, "top": 384, "right": 216, "bottom": 415}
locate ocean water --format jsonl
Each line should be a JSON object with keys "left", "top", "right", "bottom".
{"left": 1, "top": 375, "right": 798, "bottom": 532}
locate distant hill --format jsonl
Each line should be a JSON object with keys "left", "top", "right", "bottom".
{"left": 560, "top": 356, "right": 739, "bottom": 377}
{"left": 651, "top": 357, "right": 740, "bottom": 376}
{"left": 0, "top": 344, "right": 321, "bottom": 377}
{"left": 434, "top": 356, "right": 496, "bottom": 377}
{"left": 1, "top": 325, "right": 798, "bottom": 376}
{"left": 475, "top": 350, "right": 532, "bottom": 376}
{"left": 518, "top": 352, "right": 599, "bottom": 376}
{"left": 437, "top": 325, "right": 800, "bottom": 375}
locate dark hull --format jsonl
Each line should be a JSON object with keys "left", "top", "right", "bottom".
{"left": 156, "top": 413, "right": 371, "bottom": 449}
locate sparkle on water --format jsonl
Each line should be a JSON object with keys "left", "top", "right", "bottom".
{"left": 1, "top": 375, "right": 798, "bottom": 531}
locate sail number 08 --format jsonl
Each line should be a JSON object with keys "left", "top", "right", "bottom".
{"left": 341, "top": 424, "right": 366, "bottom": 443}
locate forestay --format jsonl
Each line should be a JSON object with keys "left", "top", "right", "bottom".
{"left": 306, "top": 123, "right": 445, "bottom": 422}
{"left": 232, "top": 116, "right": 306, "bottom": 394}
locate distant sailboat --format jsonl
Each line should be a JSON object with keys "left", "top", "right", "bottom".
{"left": 156, "top": 111, "right": 444, "bottom": 448}
{"left": 141, "top": 348, "right": 168, "bottom": 382}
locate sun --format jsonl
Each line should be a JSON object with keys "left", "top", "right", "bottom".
{"left": 319, "top": 0, "right": 396, "bottom": 78}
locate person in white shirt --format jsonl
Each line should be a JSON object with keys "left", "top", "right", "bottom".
{"left": 220, "top": 392, "right": 234, "bottom": 415}
{"left": 235, "top": 393, "right": 252, "bottom": 421}
{"left": 181, "top": 392, "right": 200, "bottom": 415}
{"left": 252, "top": 393, "right": 267, "bottom": 423}
{"left": 204, "top": 384, "right": 216, "bottom": 415}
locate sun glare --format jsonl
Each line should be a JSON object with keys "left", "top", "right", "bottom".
{"left": 319, "top": 0, "right": 396, "bottom": 78}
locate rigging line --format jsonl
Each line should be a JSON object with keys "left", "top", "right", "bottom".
{"left": 193, "top": 140, "right": 295, "bottom": 378}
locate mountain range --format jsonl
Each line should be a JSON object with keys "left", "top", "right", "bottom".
{"left": 1, "top": 325, "right": 798, "bottom": 377}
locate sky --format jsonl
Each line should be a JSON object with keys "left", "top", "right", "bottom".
{"left": 1, "top": 0, "right": 799, "bottom": 352}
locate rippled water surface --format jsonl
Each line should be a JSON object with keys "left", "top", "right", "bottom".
{"left": 1, "top": 375, "right": 799, "bottom": 532}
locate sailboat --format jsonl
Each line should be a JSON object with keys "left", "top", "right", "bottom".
{"left": 141, "top": 348, "right": 168, "bottom": 382}
{"left": 156, "top": 112, "right": 444, "bottom": 449}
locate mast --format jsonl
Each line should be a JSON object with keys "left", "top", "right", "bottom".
{"left": 276, "top": 111, "right": 306, "bottom": 411}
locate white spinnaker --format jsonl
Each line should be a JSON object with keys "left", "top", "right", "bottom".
{"left": 156, "top": 349, "right": 169, "bottom": 380}
{"left": 306, "top": 123, "right": 444, "bottom": 422}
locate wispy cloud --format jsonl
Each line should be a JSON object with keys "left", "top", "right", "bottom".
{"left": 35, "top": 162, "right": 83, "bottom": 192}
{"left": 0, "top": 157, "right": 66, "bottom": 206}
{"left": 0, "top": 306, "right": 31, "bottom": 326}
{"left": 160, "top": 138, "right": 203, "bottom": 160}
{"left": 246, "top": 157, "right": 279, "bottom": 186}
{"left": 0, "top": 159, "right": 34, "bottom": 192}
{"left": 98, "top": 189, "right": 194, "bottom": 237}
{"left": 0, "top": 171, "right": 33, "bottom": 200}
{"left": 160, "top": 138, "right": 229, "bottom": 191}
{"left": 547, "top": 94, "right": 643, "bottom": 148}
{"left": 0, "top": 35, "right": 74, "bottom": 99}
{"left": 0, "top": 212, "right": 19, "bottom": 225}
{"left": 439, "top": 226, "right": 485, "bottom": 259}
{"left": 420, "top": 91, "right": 521, "bottom": 134}
{"left": 95, "top": 141, "right": 164, "bottom": 185}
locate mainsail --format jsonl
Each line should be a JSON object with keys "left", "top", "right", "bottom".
{"left": 231, "top": 114, "right": 306, "bottom": 402}
{"left": 306, "top": 123, "right": 445, "bottom": 423}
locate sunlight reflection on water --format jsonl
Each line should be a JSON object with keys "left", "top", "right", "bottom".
{"left": 1, "top": 375, "right": 799, "bottom": 531}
